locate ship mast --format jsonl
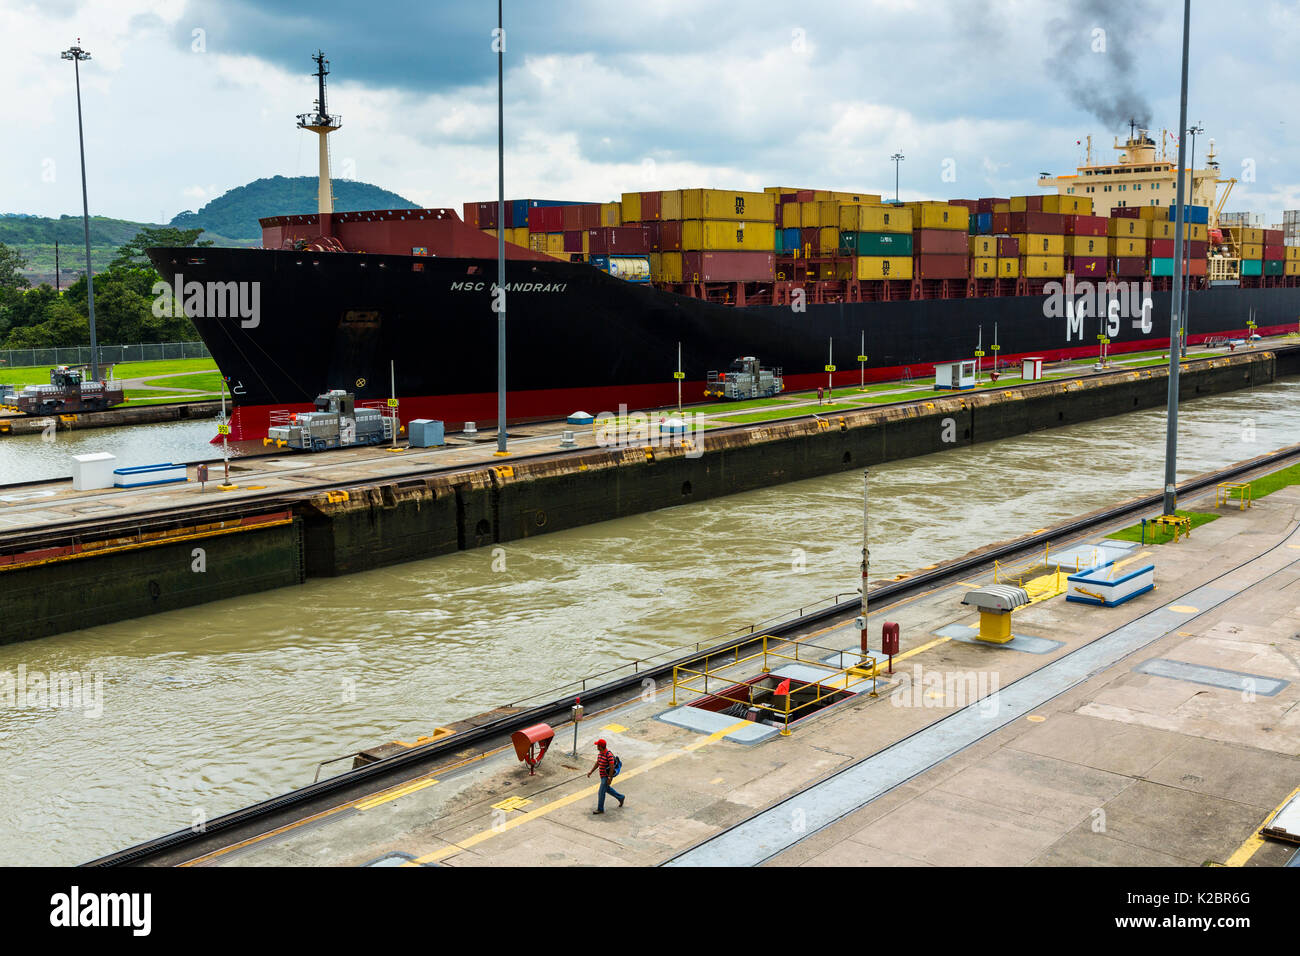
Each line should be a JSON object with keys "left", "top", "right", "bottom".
{"left": 297, "top": 51, "right": 342, "bottom": 235}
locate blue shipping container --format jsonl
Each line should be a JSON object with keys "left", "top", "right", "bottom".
{"left": 1168, "top": 204, "right": 1209, "bottom": 225}
{"left": 783, "top": 227, "right": 802, "bottom": 251}
{"left": 976, "top": 213, "right": 992, "bottom": 234}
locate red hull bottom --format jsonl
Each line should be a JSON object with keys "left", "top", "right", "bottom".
{"left": 216, "top": 326, "right": 1286, "bottom": 442}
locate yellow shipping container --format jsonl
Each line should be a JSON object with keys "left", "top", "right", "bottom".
{"left": 798, "top": 201, "right": 820, "bottom": 228}
{"left": 819, "top": 226, "right": 840, "bottom": 251}
{"left": 1040, "top": 195, "right": 1063, "bottom": 213}
{"left": 971, "top": 256, "right": 997, "bottom": 277}
{"left": 1021, "top": 255, "right": 1065, "bottom": 278}
{"left": 681, "top": 220, "right": 777, "bottom": 252}
{"left": 996, "top": 257, "right": 1019, "bottom": 278}
{"left": 1243, "top": 227, "right": 1264, "bottom": 244}
{"left": 811, "top": 190, "right": 833, "bottom": 201}
{"left": 1070, "top": 196, "right": 1094, "bottom": 215}
{"left": 993, "top": 202, "right": 1010, "bottom": 214}
{"left": 839, "top": 204, "right": 912, "bottom": 233}
{"left": 660, "top": 251, "right": 683, "bottom": 283}
{"left": 649, "top": 252, "right": 663, "bottom": 277}
{"left": 856, "top": 256, "right": 912, "bottom": 281}
{"left": 782, "top": 203, "right": 802, "bottom": 229}
{"left": 680, "top": 189, "right": 776, "bottom": 223}
{"left": 1138, "top": 205, "right": 1170, "bottom": 221}
{"left": 906, "top": 201, "right": 968, "bottom": 231}
{"left": 1070, "top": 235, "right": 1105, "bottom": 256}
{"left": 829, "top": 191, "right": 882, "bottom": 204}
{"left": 1010, "top": 196, "right": 1028, "bottom": 212}
{"left": 1149, "top": 221, "right": 1174, "bottom": 239}
{"left": 1183, "top": 223, "right": 1208, "bottom": 241}
{"left": 1016, "top": 233, "right": 1065, "bottom": 256}
{"left": 545, "top": 232, "right": 564, "bottom": 253}
{"left": 1287, "top": 260, "right": 1300, "bottom": 275}
{"left": 600, "top": 202, "right": 623, "bottom": 226}
{"left": 510, "top": 227, "right": 530, "bottom": 246}
{"left": 660, "top": 190, "right": 682, "bottom": 221}
{"left": 1109, "top": 237, "right": 1147, "bottom": 257}
{"left": 818, "top": 201, "right": 843, "bottom": 228}
{"left": 1240, "top": 243, "right": 1263, "bottom": 260}
{"left": 970, "top": 237, "right": 997, "bottom": 256}
{"left": 1286, "top": 245, "right": 1299, "bottom": 261}
{"left": 1108, "top": 218, "right": 1149, "bottom": 238}
{"left": 528, "top": 234, "right": 546, "bottom": 253}
{"left": 620, "top": 192, "right": 641, "bottom": 223}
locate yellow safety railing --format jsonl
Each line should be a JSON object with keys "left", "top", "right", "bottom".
{"left": 670, "top": 635, "right": 878, "bottom": 736}
{"left": 1215, "top": 481, "right": 1252, "bottom": 510}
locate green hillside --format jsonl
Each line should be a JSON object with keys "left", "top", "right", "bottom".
{"left": 170, "top": 175, "right": 419, "bottom": 240}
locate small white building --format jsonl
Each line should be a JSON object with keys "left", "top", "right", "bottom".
{"left": 1021, "top": 356, "right": 1045, "bottom": 381}
{"left": 934, "top": 360, "right": 977, "bottom": 390}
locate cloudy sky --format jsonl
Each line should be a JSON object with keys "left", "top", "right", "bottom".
{"left": 5, "top": 0, "right": 1300, "bottom": 226}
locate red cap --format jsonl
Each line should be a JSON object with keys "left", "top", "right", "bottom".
{"left": 595, "top": 739, "right": 606, "bottom": 748}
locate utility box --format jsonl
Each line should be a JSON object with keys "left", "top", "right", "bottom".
{"left": 934, "top": 360, "right": 976, "bottom": 390}
{"left": 881, "top": 621, "right": 900, "bottom": 656}
{"left": 408, "top": 419, "right": 445, "bottom": 447}
{"left": 71, "top": 452, "right": 117, "bottom": 491}
{"left": 1021, "top": 356, "right": 1045, "bottom": 380}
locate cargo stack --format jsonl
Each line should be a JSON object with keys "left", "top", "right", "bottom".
{"left": 1010, "top": 202, "right": 1066, "bottom": 280}
{"left": 1287, "top": 244, "right": 1300, "bottom": 278}
{"left": 651, "top": 188, "right": 776, "bottom": 283}
{"left": 1263, "top": 227, "right": 1285, "bottom": 279}
{"left": 905, "top": 201, "right": 970, "bottom": 281}
{"left": 1227, "top": 225, "right": 1264, "bottom": 277}
{"left": 1107, "top": 213, "right": 1149, "bottom": 278}
{"left": 839, "top": 204, "right": 913, "bottom": 280}
{"left": 969, "top": 235, "right": 1019, "bottom": 279}
{"left": 1062, "top": 212, "right": 1108, "bottom": 279}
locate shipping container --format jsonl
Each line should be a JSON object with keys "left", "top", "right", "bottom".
{"left": 1112, "top": 207, "right": 1142, "bottom": 220}
{"left": 1151, "top": 257, "right": 1175, "bottom": 277}
{"left": 1017, "top": 233, "right": 1065, "bottom": 256}
{"left": 1189, "top": 257, "right": 1207, "bottom": 276}
{"left": 800, "top": 226, "right": 819, "bottom": 254}
{"left": 660, "top": 190, "right": 682, "bottom": 221}
{"left": 600, "top": 202, "right": 623, "bottom": 227}
{"left": 657, "top": 220, "right": 681, "bottom": 252}
{"left": 1187, "top": 240, "right": 1209, "bottom": 259}
{"left": 1009, "top": 211, "right": 1065, "bottom": 235}
{"left": 1064, "top": 214, "right": 1108, "bottom": 237}
{"left": 1240, "top": 243, "right": 1263, "bottom": 260}
{"left": 476, "top": 201, "right": 498, "bottom": 229}
{"left": 975, "top": 212, "right": 992, "bottom": 234}
{"left": 906, "top": 202, "right": 969, "bottom": 231}
{"left": 818, "top": 226, "right": 840, "bottom": 251}
{"left": 1242, "top": 227, "right": 1264, "bottom": 244}
{"left": 991, "top": 212, "right": 1010, "bottom": 234}
{"left": 838, "top": 204, "right": 912, "bottom": 233}
{"left": 679, "top": 189, "right": 774, "bottom": 223}
{"left": 992, "top": 202, "right": 1010, "bottom": 214}
{"left": 1265, "top": 244, "right": 1286, "bottom": 260}
{"left": 463, "top": 202, "right": 479, "bottom": 228}
{"left": 782, "top": 227, "right": 802, "bottom": 251}
{"left": 562, "top": 230, "right": 587, "bottom": 254}
{"left": 1112, "top": 257, "right": 1146, "bottom": 277}
{"left": 948, "top": 199, "right": 980, "bottom": 214}
{"left": 996, "top": 257, "right": 1019, "bottom": 278}
{"left": 856, "top": 256, "right": 912, "bottom": 281}
{"left": 1069, "top": 235, "right": 1106, "bottom": 257}
{"left": 679, "top": 251, "right": 775, "bottom": 282}
{"left": 1168, "top": 204, "right": 1209, "bottom": 225}
{"left": 997, "top": 236, "right": 1019, "bottom": 258}
{"left": 830, "top": 191, "right": 881, "bottom": 204}
{"left": 782, "top": 203, "right": 802, "bottom": 229}
{"left": 914, "top": 229, "right": 969, "bottom": 255}
{"left": 562, "top": 205, "right": 584, "bottom": 231}
{"left": 1108, "top": 237, "right": 1147, "bottom": 257}
{"left": 649, "top": 251, "right": 663, "bottom": 277}
{"left": 1149, "top": 221, "right": 1173, "bottom": 240}
{"left": 970, "top": 236, "right": 997, "bottom": 256}
{"left": 1138, "top": 205, "right": 1170, "bottom": 222}
{"left": 679, "top": 220, "right": 777, "bottom": 252}
{"left": 1264, "top": 259, "right": 1285, "bottom": 276}
{"left": 640, "top": 191, "right": 662, "bottom": 221}
{"left": 1020, "top": 255, "right": 1065, "bottom": 278}
{"left": 1263, "top": 228, "right": 1284, "bottom": 246}
{"left": 1068, "top": 256, "right": 1106, "bottom": 278}
{"left": 1150, "top": 239, "right": 1175, "bottom": 258}
{"left": 844, "top": 231, "right": 913, "bottom": 256}
{"left": 544, "top": 233, "right": 564, "bottom": 253}
{"left": 586, "top": 226, "right": 650, "bottom": 255}
{"left": 1287, "top": 260, "right": 1300, "bottom": 275}
{"left": 1241, "top": 259, "right": 1263, "bottom": 277}
{"left": 528, "top": 206, "right": 563, "bottom": 233}
{"left": 913, "top": 254, "right": 968, "bottom": 279}
{"left": 1288, "top": 246, "right": 1300, "bottom": 261}
{"left": 621, "top": 192, "right": 641, "bottom": 223}
{"left": 1108, "top": 217, "right": 1148, "bottom": 238}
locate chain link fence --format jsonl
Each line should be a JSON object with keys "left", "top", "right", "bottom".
{"left": 0, "top": 342, "right": 211, "bottom": 370}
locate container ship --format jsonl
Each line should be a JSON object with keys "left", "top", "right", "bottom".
{"left": 147, "top": 56, "right": 1300, "bottom": 441}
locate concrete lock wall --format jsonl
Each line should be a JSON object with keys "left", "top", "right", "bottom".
{"left": 0, "top": 350, "right": 1284, "bottom": 639}
{"left": 0, "top": 519, "right": 303, "bottom": 646}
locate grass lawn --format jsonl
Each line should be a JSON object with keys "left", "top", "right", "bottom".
{"left": 1242, "top": 463, "right": 1300, "bottom": 499}
{"left": 123, "top": 391, "right": 220, "bottom": 406}
{"left": 0, "top": 357, "right": 217, "bottom": 386}
{"left": 145, "top": 371, "right": 225, "bottom": 392}
{"left": 715, "top": 402, "right": 860, "bottom": 424}
{"left": 1107, "top": 510, "right": 1219, "bottom": 545}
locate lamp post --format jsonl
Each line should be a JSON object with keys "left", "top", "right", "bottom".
{"left": 891, "top": 152, "right": 905, "bottom": 203}
{"left": 62, "top": 42, "right": 99, "bottom": 383}
{"left": 1162, "top": 0, "right": 1192, "bottom": 517}
{"left": 494, "top": 0, "right": 508, "bottom": 456}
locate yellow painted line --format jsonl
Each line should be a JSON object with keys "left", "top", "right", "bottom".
{"left": 1224, "top": 785, "right": 1300, "bottom": 867}
{"left": 403, "top": 720, "right": 752, "bottom": 866}
{"left": 354, "top": 777, "right": 439, "bottom": 811}
{"left": 490, "top": 796, "right": 534, "bottom": 813}
{"left": 601, "top": 724, "right": 628, "bottom": 733}
{"left": 1169, "top": 605, "right": 1199, "bottom": 613}
{"left": 856, "top": 634, "right": 951, "bottom": 679}
{"left": 1112, "top": 549, "right": 1152, "bottom": 570}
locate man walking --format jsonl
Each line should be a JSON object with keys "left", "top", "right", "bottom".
{"left": 586, "top": 738, "right": 625, "bottom": 814}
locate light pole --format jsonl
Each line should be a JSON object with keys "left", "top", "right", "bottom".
{"left": 62, "top": 42, "right": 99, "bottom": 383}
{"left": 1162, "top": 0, "right": 1192, "bottom": 517}
{"left": 891, "top": 152, "right": 905, "bottom": 203}
{"left": 1181, "top": 122, "right": 1203, "bottom": 356}
{"left": 494, "top": 0, "right": 509, "bottom": 456}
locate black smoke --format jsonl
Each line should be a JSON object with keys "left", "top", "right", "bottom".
{"left": 1045, "top": 0, "right": 1162, "bottom": 131}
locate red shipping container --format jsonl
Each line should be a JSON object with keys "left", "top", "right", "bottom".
{"left": 1064, "top": 215, "right": 1107, "bottom": 237}
{"left": 1024, "top": 196, "right": 1043, "bottom": 212}
{"left": 1009, "top": 211, "right": 1065, "bottom": 234}
{"left": 1150, "top": 238, "right": 1175, "bottom": 257}
{"left": 914, "top": 229, "right": 968, "bottom": 254}
{"left": 658, "top": 220, "right": 682, "bottom": 251}
{"left": 1112, "top": 256, "right": 1146, "bottom": 277}
{"left": 586, "top": 226, "right": 649, "bottom": 255}
{"left": 1112, "top": 207, "right": 1142, "bottom": 219}
{"left": 1265, "top": 244, "right": 1285, "bottom": 260}
{"left": 463, "top": 202, "right": 479, "bottom": 228}
{"left": 795, "top": 190, "right": 814, "bottom": 202}
{"left": 640, "top": 191, "right": 662, "bottom": 220}
{"left": 561, "top": 204, "right": 584, "bottom": 231}
{"left": 996, "top": 236, "right": 1019, "bottom": 257}
{"left": 562, "top": 230, "right": 584, "bottom": 253}
{"left": 991, "top": 212, "right": 1010, "bottom": 234}
{"left": 1263, "top": 229, "right": 1283, "bottom": 245}
{"left": 977, "top": 197, "right": 1008, "bottom": 214}
{"left": 681, "top": 251, "right": 774, "bottom": 282}
{"left": 948, "top": 199, "right": 979, "bottom": 213}
{"left": 800, "top": 226, "right": 820, "bottom": 254}
{"left": 476, "top": 201, "right": 498, "bottom": 229}
{"left": 1188, "top": 257, "right": 1207, "bottom": 276}
{"left": 581, "top": 204, "right": 601, "bottom": 229}
{"left": 1068, "top": 256, "right": 1107, "bottom": 278}
{"left": 1187, "top": 240, "right": 1208, "bottom": 258}
{"left": 913, "top": 254, "right": 968, "bottom": 279}
{"left": 644, "top": 220, "right": 662, "bottom": 252}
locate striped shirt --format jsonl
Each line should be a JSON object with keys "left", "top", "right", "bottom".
{"left": 596, "top": 750, "right": 617, "bottom": 778}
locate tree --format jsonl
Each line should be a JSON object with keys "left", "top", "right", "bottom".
{"left": 110, "top": 226, "right": 212, "bottom": 270}
{"left": 2, "top": 299, "right": 88, "bottom": 349}
{"left": 0, "top": 240, "right": 30, "bottom": 291}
